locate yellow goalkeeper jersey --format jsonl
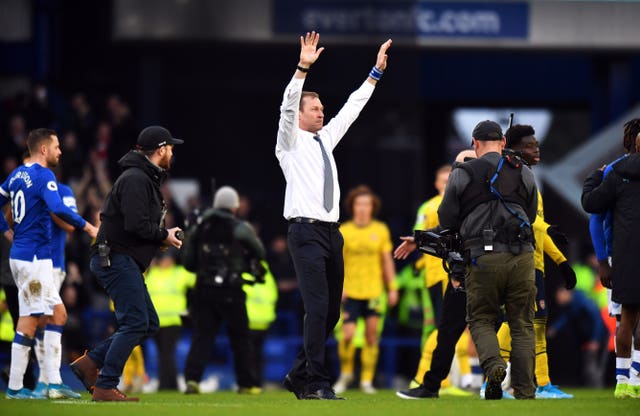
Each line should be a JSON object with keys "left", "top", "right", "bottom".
{"left": 413, "top": 195, "right": 448, "bottom": 289}
{"left": 341, "top": 220, "right": 393, "bottom": 299}
{"left": 533, "top": 191, "right": 566, "bottom": 272}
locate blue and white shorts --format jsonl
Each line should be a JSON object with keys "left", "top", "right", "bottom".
{"left": 10, "top": 256, "right": 62, "bottom": 317}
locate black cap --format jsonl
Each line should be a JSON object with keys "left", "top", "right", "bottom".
{"left": 136, "top": 126, "right": 183, "bottom": 150}
{"left": 472, "top": 120, "right": 503, "bottom": 141}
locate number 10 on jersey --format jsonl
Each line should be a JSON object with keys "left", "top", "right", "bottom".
{"left": 10, "top": 190, "right": 26, "bottom": 224}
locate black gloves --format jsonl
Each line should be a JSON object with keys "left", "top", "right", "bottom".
{"left": 547, "top": 225, "right": 569, "bottom": 247}
{"left": 558, "top": 261, "right": 577, "bottom": 290}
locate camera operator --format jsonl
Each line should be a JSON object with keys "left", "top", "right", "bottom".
{"left": 181, "top": 186, "right": 265, "bottom": 395}
{"left": 396, "top": 121, "right": 537, "bottom": 400}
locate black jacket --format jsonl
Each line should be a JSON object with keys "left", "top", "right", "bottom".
{"left": 94, "top": 151, "right": 169, "bottom": 271}
{"left": 582, "top": 153, "right": 640, "bottom": 304}
{"left": 182, "top": 208, "right": 265, "bottom": 286}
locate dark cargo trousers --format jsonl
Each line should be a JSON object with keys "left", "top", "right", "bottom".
{"left": 465, "top": 252, "right": 536, "bottom": 399}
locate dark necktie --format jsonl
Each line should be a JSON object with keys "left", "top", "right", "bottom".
{"left": 313, "top": 135, "right": 334, "bottom": 212}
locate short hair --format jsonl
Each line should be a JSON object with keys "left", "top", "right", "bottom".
{"left": 26, "top": 128, "right": 56, "bottom": 155}
{"left": 343, "top": 185, "right": 381, "bottom": 218}
{"left": 505, "top": 124, "right": 535, "bottom": 148}
{"left": 623, "top": 118, "right": 640, "bottom": 153}
{"left": 299, "top": 91, "right": 320, "bottom": 112}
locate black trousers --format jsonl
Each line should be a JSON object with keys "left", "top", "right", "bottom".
{"left": 153, "top": 325, "right": 182, "bottom": 390}
{"left": 287, "top": 222, "right": 344, "bottom": 391}
{"left": 422, "top": 282, "right": 468, "bottom": 391}
{"left": 184, "top": 285, "right": 258, "bottom": 388}
{"left": 249, "top": 329, "right": 267, "bottom": 386}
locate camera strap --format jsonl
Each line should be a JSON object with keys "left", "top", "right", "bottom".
{"left": 488, "top": 157, "right": 531, "bottom": 230}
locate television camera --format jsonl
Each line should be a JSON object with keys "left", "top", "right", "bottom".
{"left": 414, "top": 229, "right": 468, "bottom": 291}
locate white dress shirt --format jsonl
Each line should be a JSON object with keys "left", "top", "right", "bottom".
{"left": 276, "top": 75, "right": 375, "bottom": 222}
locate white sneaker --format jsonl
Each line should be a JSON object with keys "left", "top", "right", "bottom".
{"left": 360, "top": 381, "right": 377, "bottom": 394}
{"left": 48, "top": 383, "right": 81, "bottom": 399}
{"left": 333, "top": 373, "right": 353, "bottom": 394}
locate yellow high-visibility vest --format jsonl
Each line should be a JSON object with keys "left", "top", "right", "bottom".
{"left": 0, "top": 288, "right": 15, "bottom": 342}
{"left": 243, "top": 261, "right": 278, "bottom": 331}
{"left": 145, "top": 265, "right": 196, "bottom": 328}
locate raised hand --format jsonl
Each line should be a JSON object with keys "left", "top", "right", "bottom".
{"left": 299, "top": 31, "right": 324, "bottom": 68}
{"left": 375, "top": 39, "right": 392, "bottom": 71}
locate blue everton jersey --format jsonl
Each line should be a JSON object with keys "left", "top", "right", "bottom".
{"left": 0, "top": 163, "right": 86, "bottom": 262}
{"left": 51, "top": 183, "right": 77, "bottom": 270}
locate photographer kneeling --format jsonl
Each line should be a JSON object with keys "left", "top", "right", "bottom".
{"left": 396, "top": 121, "right": 538, "bottom": 400}
{"left": 182, "top": 186, "right": 265, "bottom": 394}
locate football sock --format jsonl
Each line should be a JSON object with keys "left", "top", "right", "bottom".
{"left": 470, "top": 356, "right": 483, "bottom": 387}
{"left": 630, "top": 350, "right": 640, "bottom": 385}
{"left": 338, "top": 337, "right": 356, "bottom": 376}
{"left": 534, "top": 320, "right": 550, "bottom": 387}
{"left": 616, "top": 357, "right": 631, "bottom": 383}
{"left": 9, "top": 332, "right": 34, "bottom": 391}
{"left": 44, "top": 324, "right": 63, "bottom": 385}
{"left": 497, "top": 323, "right": 512, "bottom": 362}
{"left": 414, "top": 329, "right": 438, "bottom": 383}
{"left": 360, "top": 343, "right": 379, "bottom": 384}
{"left": 34, "top": 327, "right": 47, "bottom": 384}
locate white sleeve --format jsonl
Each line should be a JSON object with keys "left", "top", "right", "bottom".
{"left": 276, "top": 76, "right": 305, "bottom": 152}
{"left": 322, "top": 80, "right": 375, "bottom": 150}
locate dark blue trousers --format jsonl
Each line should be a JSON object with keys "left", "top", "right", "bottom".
{"left": 287, "top": 222, "right": 344, "bottom": 391}
{"left": 88, "top": 253, "right": 159, "bottom": 389}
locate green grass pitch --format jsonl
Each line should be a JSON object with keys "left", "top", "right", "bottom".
{"left": 0, "top": 389, "right": 636, "bottom": 416}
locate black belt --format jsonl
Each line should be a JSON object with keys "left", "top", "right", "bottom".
{"left": 288, "top": 217, "right": 340, "bottom": 227}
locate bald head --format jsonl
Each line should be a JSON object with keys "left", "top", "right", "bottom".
{"left": 455, "top": 149, "right": 477, "bottom": 163}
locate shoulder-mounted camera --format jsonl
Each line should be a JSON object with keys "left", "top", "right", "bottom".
{"left": 414, "top": 229, "right": 468, "bottom": 291}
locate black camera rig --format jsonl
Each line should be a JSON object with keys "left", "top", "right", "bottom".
{"left": 414, "top": 229, "right": 469, "bottom": 291}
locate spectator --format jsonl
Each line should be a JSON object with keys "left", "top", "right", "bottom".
{"left": 6, "top": 114, "right": 27, "bottom": 161}
{"left": 60, "top": 131, "right": 86, "bottom": 181}
{"left": 94, "top": 122, "right": 112, "bottom": 165}
{"left": 2, "top": 157, "right": 19, "bottom": 178}
{"left": 145, "top": 249, "right": 195, "bottom": 390}
{"left": 26, "top": 83, "right": 54, "bottom": 128}
{"left": 105, "top": 94, "right": 136, "bottom": 178}
{"left": 70, "top": 92, "right": 97, "bottom": 145}
{"left": 548, "top": 287, "right": 609, "bottom": 387}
